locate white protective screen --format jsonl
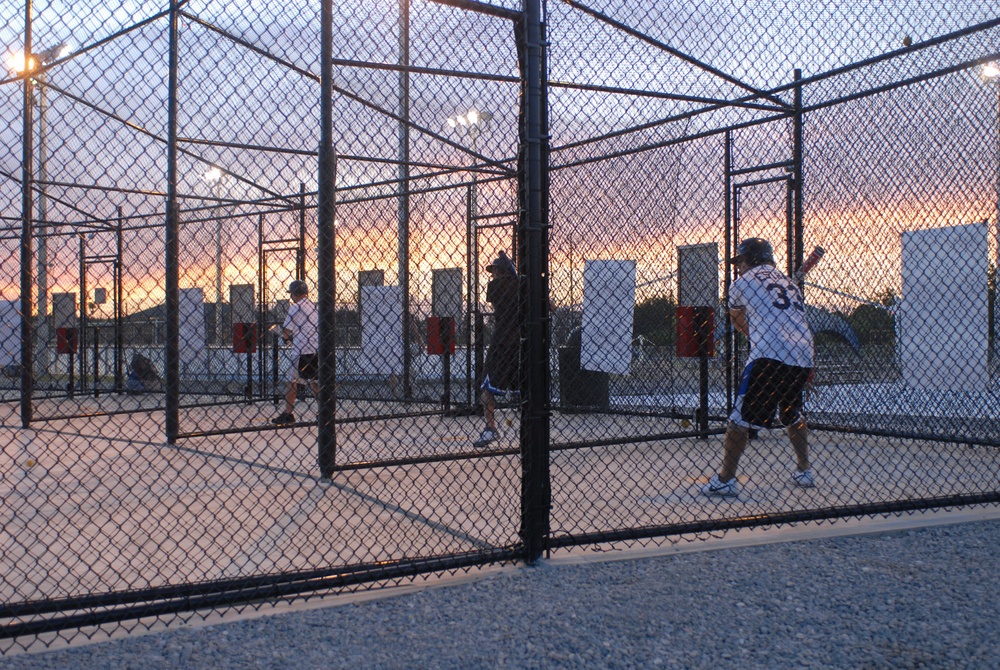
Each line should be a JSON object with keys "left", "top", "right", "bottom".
{"left": 178, "top": 288, "right": 207, "bottom": 369}
{"left": 581, "top": 260, "right": 636, "bottom": 374}
{"left": 0, "top": 301, "right": 21, "bottom": 367}
{"left": 678, "top": 243, "right": 719, "bottom": 308}
{"left": 361, "top": 285, "right": 403, "bottom": 375}
{"left": 900, "top": 222, "right": 988, "bottom": 391}
{"left": 52, "top": 293, "right": 77, "bottom": 330}
{"left": 229, "top": 284, "right": 255, "bottom": 324}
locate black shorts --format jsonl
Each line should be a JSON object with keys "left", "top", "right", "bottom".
{"left": 730, "top": 358, "right": 811, "bottom": 429}
{"left": 297, "top": 354, "right": 318, "bottom": 381}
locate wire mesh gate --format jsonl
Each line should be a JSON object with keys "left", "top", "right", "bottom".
{"left": 2, "top": 0, "right": 1000, "bottom": 653}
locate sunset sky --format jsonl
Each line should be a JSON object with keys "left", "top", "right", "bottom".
{"left": 2, "top": 1, "right": 999, "bottom": 320}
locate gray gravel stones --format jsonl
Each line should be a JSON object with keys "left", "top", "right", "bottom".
{"left": 3, "top": 518, "right": 999, "bottom": 669}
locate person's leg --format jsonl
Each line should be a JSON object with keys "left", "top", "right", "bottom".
{"left": 719, "top": 422, "right": 749, "bottom": 482}
{"left": 284, "top": 381, "right": 298, "bottom": 415}
{"left": 481, "top": 387, "right": 497, "bottom": 431}
{"left": 787, "top": 418, "right": 809, "bottom": 472}
{"left": 714, "top": 360, "right": 764, "bottom": 483}
{"left": 778, "top": 366, "right": 811, "bottom": 473}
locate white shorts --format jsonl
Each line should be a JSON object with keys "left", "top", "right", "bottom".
{"left": 287, "top": 354, "right": 319, "bottom": 383}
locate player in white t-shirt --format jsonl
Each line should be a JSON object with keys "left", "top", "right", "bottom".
{"left": 702, "top": 238, "right": 816, "bottom": 496}
{"left": 272, "top": 280, "right": 320, "bottom": 425}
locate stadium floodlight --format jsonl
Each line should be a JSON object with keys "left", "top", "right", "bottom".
{"left": 444, "top": 108, "right": 494, "bottom": 216}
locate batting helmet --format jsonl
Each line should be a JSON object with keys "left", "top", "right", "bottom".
{"left": 731, "top": 238, "right": 775, "bottom": 267}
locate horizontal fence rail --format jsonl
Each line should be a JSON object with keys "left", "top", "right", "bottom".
{"left": 1, "top": 0, "right": 999, "bottom": 653}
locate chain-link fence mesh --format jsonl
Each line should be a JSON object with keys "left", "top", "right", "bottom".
{"left": 2, "top": 0, "right": 1000, "bottom": 653}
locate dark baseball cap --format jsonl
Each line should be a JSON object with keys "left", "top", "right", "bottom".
{"left": 485, "top": 251, "right": 515, "bottom": 274}
{"left": 288, "top": 280, "right": 309, "bottom": 295}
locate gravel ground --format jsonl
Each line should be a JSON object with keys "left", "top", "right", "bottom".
{"left": 3, "top": 514, "right": 999, "bottom": 669}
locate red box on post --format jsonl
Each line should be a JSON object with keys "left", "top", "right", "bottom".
{"left": 56, "top": 327, "right": 78, "bottom": 354}
{"left": 232, "top": 322, "right": 257, "bottom": 353}
{"left": 426, "top": 316, "right": 455, "bottom": 355}
{"left": 676, "top": 306, "right": 715, "bottom": 358}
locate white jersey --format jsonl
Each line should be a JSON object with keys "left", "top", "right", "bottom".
{"left": 728, "top": 264, "right": 814, "bottom": 368}
{"left": 282, "top": 298, "right": 319, "bottom": 356}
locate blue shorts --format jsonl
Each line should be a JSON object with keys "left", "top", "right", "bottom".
{"left": 480, "top": 374, "right": 511, "bottom": 398}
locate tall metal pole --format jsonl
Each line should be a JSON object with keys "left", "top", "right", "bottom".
{"left": 993, "top": 80, "right": 1000, "bottom": 366}
{"left": 297, "top": 182, "right": 306, "bottom": 280}
{"left": 257, "top": 214, "right": 264, "bottom": 395}
{"left": 317, "top": 0, "right": 339, "bottom": 478}
{"left": 164, "top": 0, "right": 181, "bottom": 443}
{"left": 723, "top": 130, "right": 733, "bottom": 413}
{"left": 36, "top": 73, "right": 49, "bottom": 380}
{"left": 519, "top": 0, "right": 550, "bottom": 563}
{"left": 78, "top": 233, "right": 87, "bottom": 393}
{"left": 214, "top": 180, "right": 223, "bottom": 347}
{"left": 470, "top": 126, "right": 479, "bottom": 243}
{"left": 398, "top": 0, "right": 412, "bottom": 400}
{"left": 792, "top": 69, "right": 804, "bottom": 279}
{"left": 19, "top": 1, "right": 35, "bottom": 427}
{"left": 115, "top": 207, "right": 124, "bottom": 393}
{"left": 466, "top": 183, "right": 474, "bottom": 407}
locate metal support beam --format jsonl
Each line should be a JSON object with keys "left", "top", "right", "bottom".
{"left": 792, "top": 69, "right": 805, "bottom": 280}
{"left": 316, "top": 0, "right": 338, "bottom": 478}
{"left": 518, "top": 0, "right": 551, "bottom": 563}
{"left": 164, "top": 0, "right": 181, "bottom": 443}
{"left": 398, "top": 0, "right": 412, "bottom": 401}
{"left": 19, "top": 1, "right": 35, "bottom": 427}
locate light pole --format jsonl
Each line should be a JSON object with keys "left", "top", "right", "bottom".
{"left": 203, "top": 166, "right": 224, "bottom": 346}
{"left": 398, "top": 0, "right": 411, "bottom": 399}
{"left": 445, "top": 108, "right": 492, "bottom": 407}
{"left": 446, "top": 108, "right": 493, "bottom": 230}
{"left": 981, "top": 63, "right": 1000, "bottom": 366}
{"left": 8, "top": 42, "right": 71, "bottom": 380}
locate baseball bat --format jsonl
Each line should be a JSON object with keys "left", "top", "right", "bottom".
{"left": 792, "top": 246, "right": 825, "bottom": 283}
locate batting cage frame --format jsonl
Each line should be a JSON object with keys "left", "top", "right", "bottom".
{"left": 2, "top": 0, "right": 1000, "bottom": 651}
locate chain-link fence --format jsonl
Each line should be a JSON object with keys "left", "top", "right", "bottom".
{"left": 2, "top": 0, "right": 1000, "bottom": 653}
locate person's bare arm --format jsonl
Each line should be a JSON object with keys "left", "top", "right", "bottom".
{"left": 729, "top": 307, "right": 748, "bottom": 337}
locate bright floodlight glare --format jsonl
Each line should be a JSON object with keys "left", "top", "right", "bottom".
{"left": 457, "top": 115, "right": 468, "bottom": 126}
{"left": 7, "top": 51, "right": 32, "bottom": 74}
{"left": 983, "top": 63, "right": 1000, "bottom": 79}
{"left": 204, "top": 167, "right": 222, "bottom": 183}
{"left": 467, "top": 108, "right": 480, "bottom": 124}
{"left": 447, "top": 117, "right": 457, "bottom": 128}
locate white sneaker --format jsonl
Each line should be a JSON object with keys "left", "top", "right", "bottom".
{"left": 701, "top": 474, "right": 739, "bottom": 497}
{"left": 473, "top": 428, "right": 498, "bottom": 449}
{"left": 792, "top": 468, "right": 816, "bottom": 488}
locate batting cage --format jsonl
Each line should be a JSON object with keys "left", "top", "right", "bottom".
{"left": 2, "top": 0, "right": 1000, "bottom": 651}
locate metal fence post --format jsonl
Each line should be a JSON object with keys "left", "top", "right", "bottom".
{"left": 164, "top": 0, "right": 181, "bottom": 443}
{"left": 518, "top": 0, "right": 551, "bottom": 563}
{"left": 317, "top": 0, "right": 338, "bottom": 478}
{"left": 723, "top": 130, "right": 733, "bottom": 413}
{"left": 297, "top": 182, "right": 306, "bottom": 281}
{"left": 78, "top": 233, "right": 87, "bottom": 394}
{"left": 793, "top": 68, "right": 805, "bottom": 278}
{"left": 115, "top": 208, "right": 124, "bottom": 393}
{"left": 398, "top": 0, "right": 412, "bottom": 401}
{"left": 19, "top": 0, "right": 35, "bottom": 428}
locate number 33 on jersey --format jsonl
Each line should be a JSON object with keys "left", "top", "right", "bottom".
{"left": 728, "top": 265, "right": 813, "bottom": 368}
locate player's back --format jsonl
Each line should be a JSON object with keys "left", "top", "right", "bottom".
{"left": 731, "top": 265, "right": 813, "bottom": 367}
